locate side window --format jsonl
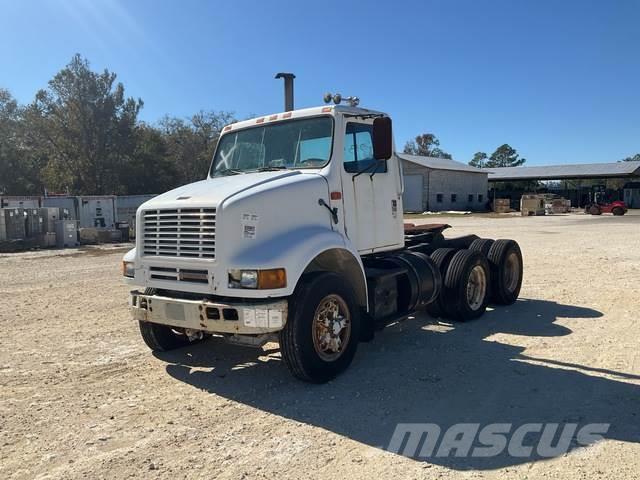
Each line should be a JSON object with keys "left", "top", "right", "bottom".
{"left": 436, "top": 193, "right": 443, "bottom": 203}
{"left": 478, "top": 194, "right": 484, "bottom": 202}
{"left": 343, "top": 122, "right": 387, "bottom": 174}
{"left": 468, "top": 194, "right": 473, "bottom": 203}
{"left": 451, "top": 194, "right": 457, "bottom": 203}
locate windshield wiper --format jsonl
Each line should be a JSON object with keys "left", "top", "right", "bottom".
{"left": 214, "top": 168, "right": 243, "bottom": 176}
{"left": 257, "top": 165, "right": 288, "bottom": 172}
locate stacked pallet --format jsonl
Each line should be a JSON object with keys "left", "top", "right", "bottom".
{"left": 521, "top": 195, "right": 546, "bottom": 216}
{"left": 493, "top": 198, "right": 512, "bottom": 213}
{"left": 549, "top": 198, "right": 571, "bottom": 214}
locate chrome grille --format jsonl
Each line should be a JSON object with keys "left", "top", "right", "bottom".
{"left": 143, "top": 208, "right": 216, "bottom": 258}
{"left": 149, "top": 267, "right": 209, "bottom": 284}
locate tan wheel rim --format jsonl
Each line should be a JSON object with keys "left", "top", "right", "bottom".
{"left": 467, "top": 265, "right": 487, "bottom": 310}
{"left": 312, "top": 294, "right": 351, "bottom": 362}
{"left": 504, "top": 252, "right": 520, "bottom": 292}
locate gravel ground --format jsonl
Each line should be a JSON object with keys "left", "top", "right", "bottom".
{"left": 1, "top": 212, "right": 639, "bottom": 479}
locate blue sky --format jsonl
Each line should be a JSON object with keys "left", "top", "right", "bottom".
{"left": 1, "top": 0, "right": 639, "bottom": 165}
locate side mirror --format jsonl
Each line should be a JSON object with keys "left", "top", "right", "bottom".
{"left": 373, "top": 116, "right": 393, "bottom": 160}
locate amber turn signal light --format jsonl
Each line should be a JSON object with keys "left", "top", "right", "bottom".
{"left": 257, "top": 268, "right": 287, "bottom": 289}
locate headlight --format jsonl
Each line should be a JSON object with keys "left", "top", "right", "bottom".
{"left": 121, "top": 261, "right": 135, "bottom": 278}
{"left": 228, "top": 269, "right": 259, "bottom": 289}
{"left": 228, "top": 268, "right": 286, "bottom": 289}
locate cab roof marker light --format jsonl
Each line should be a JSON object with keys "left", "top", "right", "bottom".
{"left": 282, "top": 112, "right": 292, "bottom": 118}
{"left": 269, "top": 114, "right": 278, "bottom": 121}
{"left": 256, "top": 118, "right": 265, "bottom": 124}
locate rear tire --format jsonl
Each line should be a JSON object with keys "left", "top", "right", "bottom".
{"left": 487, "top": 239, "right": 523, "bottom": 305}
{"left": 279, "top": 272, "right": 361, "bottom": 383}
{"left": 442, "top": 250, "right": 490, "bottom": 321}
{"left": 469, "top": 238, "right": 495, "bottom": 257}
{"left": 426, "top": 248, "right": 457, "bottom": 319}
{"left": 612, "top": 207, "right": 624, "bottom": 216}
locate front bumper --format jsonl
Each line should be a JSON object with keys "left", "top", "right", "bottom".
{"left": 129, "top": 290, "right": 288, "bottom": 334}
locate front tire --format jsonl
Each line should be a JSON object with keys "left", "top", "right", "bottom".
{"left": 139, "top": 321, "right": 190, "bottom": 351}
{"left": 280, "top": 272, "right": 361, "bottom": 383}
{"left": 612, "top": 207, "right": 625, "bottom": 216}
{"left": 137, "top": 288, "right": 192, "bottom": 352}
{"left": 589, "top": 205, "right": 601, "bottom": 215}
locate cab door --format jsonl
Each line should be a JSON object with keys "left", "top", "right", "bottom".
{"left": 340, "top": 121, "right": 400, "bottom": 253}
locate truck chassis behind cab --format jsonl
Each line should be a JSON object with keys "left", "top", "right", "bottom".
{"left": 123, "top": 101, "right": 523, "bottom": 383}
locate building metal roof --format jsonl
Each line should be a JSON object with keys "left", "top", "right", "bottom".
{"left": 487, "top": 161, "right": 640, "bottom": 181}
{"left": 398, "top": 154, "right": 487, "bottom": 174}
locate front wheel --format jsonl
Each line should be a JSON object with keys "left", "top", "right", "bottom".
{"left": 139, "top": 321, "right": 191, "bottom": 351}
{"left": 137, "top": 288, "right": 198, "bottom": 352}
{"left": 589, "top": 205, "right": 601, "bottom": 215}
{"left": 279, "top": 272, "right": 361, "bottom": 383}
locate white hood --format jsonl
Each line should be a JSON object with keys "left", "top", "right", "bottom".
{"left": 142, "top": 170, "right": 304, "bottom": 209}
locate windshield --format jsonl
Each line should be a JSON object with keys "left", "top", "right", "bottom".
{"left": 210, "top": 116, "right": 333, "bottom": 177}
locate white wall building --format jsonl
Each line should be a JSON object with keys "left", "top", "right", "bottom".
{"left": 400, "top": 154, "right": 489, "bottom": 212}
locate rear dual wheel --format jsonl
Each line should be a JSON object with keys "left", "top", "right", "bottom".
{"left": 487, "top": 239, "right": 523, "bottom": 305}
{"left": 441, "top": 250, "right": 490, "bottom": 321}
{"left": 470, "top": 238, "right": 523, "bottom": 306}
{"left": 429, "top": 248, "right": 490, "bottom": 321}
{"left": 429, "top": 238, "right": 523, "bottom": 321}
{"left": 426, "top": 248, "right": 457, "bottom": 319}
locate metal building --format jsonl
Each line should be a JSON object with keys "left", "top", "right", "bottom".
{"left": 400, "top": 154, "right": 489, "bottom": 212}
{"left": 487, "top": 160, "right": 640, "bottom": 208}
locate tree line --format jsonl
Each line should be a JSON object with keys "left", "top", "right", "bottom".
{"left": 0, "top": 54, "right": 234, "bottom": 196}
{"left": 403, "top": 134, "right": 526, "bottom": 168}
{"left": 404, "top": 134, "right": 639, "bottom": 168}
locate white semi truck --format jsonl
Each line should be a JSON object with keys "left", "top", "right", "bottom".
{"left": 122, "top": 99, "right": 523, "bottom": 383}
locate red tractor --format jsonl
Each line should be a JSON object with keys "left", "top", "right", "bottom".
{"left": 586, "top": 186, "right": 628, "bottom": 215}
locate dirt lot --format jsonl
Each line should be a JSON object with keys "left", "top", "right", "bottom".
{"left": 1, "top": 212, "right": 639, "bottom": 479}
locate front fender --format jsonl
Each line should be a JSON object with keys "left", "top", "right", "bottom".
{"left": 223, "top": 226, "right": 366, "bottom": 303}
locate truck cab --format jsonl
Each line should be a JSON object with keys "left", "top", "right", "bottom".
{"left": 124, "top": 102, "right": 523, "bottom": 382}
